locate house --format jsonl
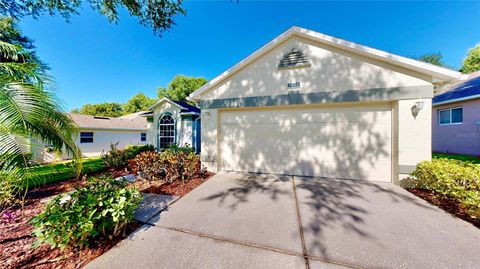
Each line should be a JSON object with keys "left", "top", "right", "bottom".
{"left": 69, "top": 113, "right": 150, "bottom": 157}
{"left": 432, "top": 72, "right": 480, "bottom": 156}
{"left": 32, "top": 112, "right": 150, "bottom": 161}
{"left": 188, "top": 26, "right": 462, "bottom": 183}
{"left": 144, "top": 97, "right": 201, "bottom": 152}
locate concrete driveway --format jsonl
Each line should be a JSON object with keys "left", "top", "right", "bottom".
{"left": 87, "top": 172, "right": 480, "bottom": 269}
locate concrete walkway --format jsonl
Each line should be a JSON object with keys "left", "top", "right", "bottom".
{"left": 87, "top": 172, "right": 480, "bottom": 269}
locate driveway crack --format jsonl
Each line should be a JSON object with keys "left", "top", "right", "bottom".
{"left": 292, "top": 176, "right": 310, "bottom": 269}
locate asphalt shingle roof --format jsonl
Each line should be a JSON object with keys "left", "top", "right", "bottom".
{"left": 68, "top": 113, "right": 148, "bottom": 130}
{"left": 433, "top": 72, "right": 480, "bottom": 104}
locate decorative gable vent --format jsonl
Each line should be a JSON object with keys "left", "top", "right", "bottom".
{"left": 278, "top": 48, "right": 311, "bottom": 70}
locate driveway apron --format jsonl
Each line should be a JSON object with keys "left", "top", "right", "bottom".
{"left": 86, "top": 172, "right": 480, "bottom": 269}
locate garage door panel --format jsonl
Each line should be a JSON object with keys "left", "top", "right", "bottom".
{"left": 220, "top": 105, "right": 391, "bottom": 182}
{"left": 221, "top": 106, "right": 391, "bottom": 125}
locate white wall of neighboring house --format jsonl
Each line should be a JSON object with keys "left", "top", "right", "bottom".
{"left": 77, "top": 129, "right": 148, "bottom": 157}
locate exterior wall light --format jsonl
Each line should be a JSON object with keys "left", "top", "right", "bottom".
{"left": 411, "top": 100, "right": 425, "bottom": 119}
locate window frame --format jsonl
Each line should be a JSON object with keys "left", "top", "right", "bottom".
{"left": 158, "top": 114, "right": 175, "bottom": 150}
{"left": 80, "top": 132, "right": 94, "bottom": 143}
{"left": 438, "top": 107, "right": 463, "bottom": 125}
{"left": 141, "top": 132, "right": 147, "bottom": 142}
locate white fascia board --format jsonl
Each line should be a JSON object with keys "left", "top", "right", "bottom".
{"left": 148, "top": 97, "right": 186, "bottom": 110}
{"left": 179, "top": 112, "right": 200, "bottom": 116}
{"left": 78, "top": 127, "right": 148, "bottom": 132}
{"left": 189, "top": 26, "right": 462, "bottom": 101}
{"left": 189, "top": 27, "right": 297, "bottom": 101}
{"left": 292, "top": 27, "right": 462, "bottom": 81}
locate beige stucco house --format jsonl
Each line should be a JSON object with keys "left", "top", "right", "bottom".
{"left": 188, "top": 26, "right": 462, "bottom": 183}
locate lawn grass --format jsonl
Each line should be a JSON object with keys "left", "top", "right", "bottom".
{"left": 26, "top": 157, "right": 107, "bottom": 187}
{"left": 433, "top": 152, "right": 480, "bottom": 164}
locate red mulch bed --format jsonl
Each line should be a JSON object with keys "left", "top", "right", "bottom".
{"left": 135, "top": 171, "right": 215, "bottom": 196}
{"left": 0, "top": 169, "right": 214, "bottom": 269}
{"left": 407, "top": 188, "right": 480, "bottom": 229}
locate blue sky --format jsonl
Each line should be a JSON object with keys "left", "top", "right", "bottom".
{"left": 18, "top": 1, "right": 480, "bottom": 110}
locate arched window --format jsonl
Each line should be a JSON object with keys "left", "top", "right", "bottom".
{"left": 158, "top": 114, "right": 175, "bottom": 149}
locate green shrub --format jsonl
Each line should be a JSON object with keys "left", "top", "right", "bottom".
{"left": 161, "top": 144, "right": 200, "bottom": 183}
{"left": 128, "top": 151, "right": 164, "bottom": 181}
{"left": 30, "top": 177, "right": 142, "bottom": 249}
{"left": 128, "top": 144, "right": 200, "bottom": 183}
{"left": 124, "top": 144, "right": 155, "bottom": 160}
{"left": 101, "top": 143, "right": 155, "bottom": 169}
{"left": 403, "top": 159, "right": 480, "bottom": 219}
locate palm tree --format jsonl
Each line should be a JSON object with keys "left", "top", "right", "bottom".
{"left": 0, "top": 40, "right": 81, "bottom": 205}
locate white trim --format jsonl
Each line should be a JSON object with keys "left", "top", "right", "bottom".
{"left": 78, "top": 127, "right": 148, "bottom": 132}
{"left": 149, "top": 97, "right": 187, "bottom": 111}
{"left": 433, "top": 94, "right": 480, "bottom": 106}
{"left": 179, "top": 112, "right": 200, "bottom": 116}
{"left": 438, "top": 107, "right": 463, "bottom": 125}
{"left": 189, "top": 26, "right": 462, "bottom": 101}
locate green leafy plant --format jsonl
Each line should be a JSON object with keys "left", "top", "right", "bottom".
{"left": 101, "top": 143, "right": 155, "bottom": 169}
{"left": 402, "top": 159, "right": 480, "bottom": 219}
{"left": 30, "top": 177, "right": 142, "bottom": 250}
{"left": 101, "top": 143, "right": 127, "bottom": 169}
{"left": 128, "top": 144, "right": 200, "bottom": 183}
{"left": 0, "top": 19, "right": 81, "bottom": 208}
{"left": 128, "top": 151, "right": 164, "bottom": 181}
{"left": 160, "top": 144, "right": 200, "bottom": 183}
{"left": 124, "top": 144, "right": 156, "bottom": 160}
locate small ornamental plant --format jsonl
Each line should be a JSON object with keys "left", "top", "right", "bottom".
{"left": 128, "top": 151, "right": 164, "bottom": 181}
{"left": 30, "top": 177, "right": 142, "bottom": 250}
{"left": 128, "top": 144, "right": 201, "bottom": 183}
{"left": 403, "top": 158, "right": 480, "bottom": 219}
{"left": 101, "top": 143, "right": 155, "bottom": 169}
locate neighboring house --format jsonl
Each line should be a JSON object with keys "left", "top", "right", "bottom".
{"left": 188, "top": 26, "right": 462, "bottom": 183}
{"left": 31, "top": 112, "right": 150, "bottom": 162}
{"left": 144, "top": 97, "right": 201, "bottom": 152}
{"left": 432, "top": 72, "right": 480, "bottom": 156}
{"left": 70, "top": 113, "right": 149, "bottom": 157}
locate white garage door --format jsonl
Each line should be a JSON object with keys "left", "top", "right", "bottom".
{"left": 219, "top": 104, "right": 392, "bottom": 182}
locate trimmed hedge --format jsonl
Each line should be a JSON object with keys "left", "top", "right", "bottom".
{"left": 403, "top": 158, "right": 480, "bottom": 219}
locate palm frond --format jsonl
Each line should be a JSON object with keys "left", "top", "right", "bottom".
{"left": 0, "top": 40, "right": 82, "bottom": 189}
{"left": 0, "top": 40, "right": 20, "bottom": 61}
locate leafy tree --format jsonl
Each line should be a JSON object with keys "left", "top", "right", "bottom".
{"left": 123, "top": 92, "right": 155, "bottom": 114}
{"left": 415, "top": 52, "right": 448, "bottom": 67}
{"left": 0, "top": 16, "right": 48, "bottom": 71}
{"left": 0, "top": 29, "right": 80, "bottom": 206}
{"left": 157, "top": 75, "right": 208, "bottom": 103}
{"left": 0, "top": 0, "right": 185, "bottom": 35}
{"left": 73, "top": 102, "right": 124, "bottom": 117}
{"left": 460, "top": 45, "right": 480, "bottom": 74}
